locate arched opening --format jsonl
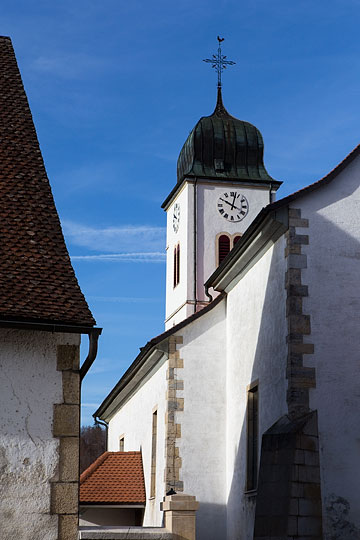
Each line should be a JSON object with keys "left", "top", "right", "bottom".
{"left": 218, "top": 234, "right": 231, "bottom": 265}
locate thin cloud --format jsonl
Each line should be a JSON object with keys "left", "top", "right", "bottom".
{"left": 62, "top": 220, "right": 166, "bottom": 253}
{"left": 88, "top": 295, "right": 162, "bottom": 303}
{"left": 32, "top": 53, "right": 109, "bottom": 79}
{"left": 71, "top": 252, "right": 165, "bottom": 263}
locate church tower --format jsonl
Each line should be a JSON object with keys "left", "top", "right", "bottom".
{"left": 162, "top": 59, "right": 281, "bottom": 329}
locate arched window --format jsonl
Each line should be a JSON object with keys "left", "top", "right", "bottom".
{"left": 173, "top": 243, "right": 180, "bottom": 287}
{"left": 233, "top": 235, "right": 242, "bottom": 245}
{"left": 218, "top": 234, "right": 231, "bottom": 265}
{"left": 176, "top": 243, "right": 180, "bottom": 286}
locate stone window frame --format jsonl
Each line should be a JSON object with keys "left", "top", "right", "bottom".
{"left": 119, "top": 434, "right": 125, "bottom": 451}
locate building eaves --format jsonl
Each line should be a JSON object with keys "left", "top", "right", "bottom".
{"left": 94, "top": 292, "right": 225, "bottom": 421}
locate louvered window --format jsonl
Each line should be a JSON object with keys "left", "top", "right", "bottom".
{"left": 233, "top": 235, "right": 241, "bottom": 245}
{"left": 218, "top": 235, "right": 231, "bottom": 265}
{"left": 173, "top": 244, "right": 180, "bottom": 287}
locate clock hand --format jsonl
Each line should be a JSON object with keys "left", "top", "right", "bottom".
{"left": 219, "top": 198, "right": 242, "bottom": 212}
{"left": 231, "top": 193, "right": 236, "bottom": 210}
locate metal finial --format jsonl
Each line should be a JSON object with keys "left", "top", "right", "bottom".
{"left": 203, "top": 37, "right": 236, "bottom": 88}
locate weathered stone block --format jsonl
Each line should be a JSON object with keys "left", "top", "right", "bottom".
{"left": 298, "top": 465, "right": 320, "bottom": 483}
{"left": 299, "top": 497, "right": 322, "bottom": 516}
{"left": 53, "top": 404, "right": 79, "bottom": 437}
{"left": 289, "top": 208, "right": 301, "bottom": 218}
{"left": 298, "top": 516, "right": 322, "bottom": 536}
{"left": 289, "top": 217, "right": 309, "bottom": 228}
{"left": 287, "top": 254, "right": 307, "bottom": 269}
{"left": 285, "top": 268, "right": 302, "bottom": 286}
{"left": 59, "top": 437, "right": 79, "bottom": 482}
{"left": 289, "top": 342, "right": 314, "bottom": 355}
{"left": 51, "top": 482, "right": 78, "bottom": 514}
{"left": 288, "top": 314, "right": 311, "bottom": 335}
{"left": 285, "top": 243, "right": 302, "bottom": 257}
{"left": 300, "top": 435, "right": 318, "bottom": 452}
{"left": 286, "top": 296, "right": 303, "bottom": 316}
{"left": 304, "top": 450, "right": 320, "bottom": 466}
{"left": 168, "top": 357, "right": 184, "bottom": 369}
{"left": 287, "top": 284, "right": 308, "bottom": 297}
{"left": 303, "top": 482, "right": 321, "bottom": 499}
{"left": 59, "top": 514, "right": 78, "bottom": 540}
{"left": 57, "top": 345, "right": 79, "bottom": 371}
{"left": 62, "top": 371, "right": 80, "bottom": 405}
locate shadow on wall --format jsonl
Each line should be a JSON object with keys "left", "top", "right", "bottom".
{"left": 226, "top": 178, "right": 360, "bottom": 539}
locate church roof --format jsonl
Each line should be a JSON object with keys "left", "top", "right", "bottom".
{"left": 80, "top": 451, "right": 146, "bottom": 505}
{"left": 0, "top": 36, "right": 95, "bottom": 327}
{"left": 177, "top": 88, "right": 278, "bottom": 185}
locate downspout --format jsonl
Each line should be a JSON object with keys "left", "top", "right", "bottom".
{"left": 93, "top": 417, "right": 109, "bottom": 451}
{"left": 269, "top": 182, "right": 273, "bottom": 204}
{"left": 79, "top": 328, "right": 102, "bottom": 380}
{"left": 193, "top": 177, "right": 198, "bottom": 313}
{"left": 205, "top": 284, "right": 213, "bottom": 302}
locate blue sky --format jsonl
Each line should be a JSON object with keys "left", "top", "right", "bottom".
{"left": 3, "top": 0, "right": 360, "bottom": 424}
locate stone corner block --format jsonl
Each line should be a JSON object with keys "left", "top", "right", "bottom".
{"left": 57, "top": 345, "right": 80, "bottom": 371}
{"left": 51, "top": 482, "right": 78, "bottom": 515}
{"left": 59, "top": 514, "right": 78, "bottom": 540}
{"left": 53, "top": 404, "right": 79, "bottom": 437}
{"left": 62, "top": 370, "right": 80, "bottom": 405}
{"left": 59, "top": 437, "right": 79, "bottom": 482}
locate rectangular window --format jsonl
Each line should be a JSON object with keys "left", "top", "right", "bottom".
{"left": 246, "top": 382, "right": 259, "bottom": 491}
{"left": 119, "top": 436, "right": 124, "bottom": 451}
{"left": 150, "top": 410, "right": 157, "bottom": 498}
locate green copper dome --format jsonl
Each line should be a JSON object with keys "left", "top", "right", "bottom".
{"left": 177, "top": 89, "right": 276, "bottom": 185}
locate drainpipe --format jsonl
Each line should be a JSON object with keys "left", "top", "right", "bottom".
{"left": 269, "top": 182, "right": 273, "bottom": 204}
{"left": 193, "top": 178, "right": 198, "bottom": 313}
{"left": 205, "top": 285, "right": 213, "bottom": 302}
{"left": 93, "top": 417, "right": 109, "bottom": 451}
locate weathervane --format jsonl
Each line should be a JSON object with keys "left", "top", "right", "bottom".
{"left": 203, "top": 36, "right": 236, "bottom": 88}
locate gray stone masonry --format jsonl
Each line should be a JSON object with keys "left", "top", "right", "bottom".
{"left": 254, "top": 411, "right": 323, "bottom": 539}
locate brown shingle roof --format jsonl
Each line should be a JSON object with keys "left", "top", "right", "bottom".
{"left": 80, "top": 451, "right": 146, "bottom": 505}
{"left": 0, "top": 36, "right": 95, "bottom": 326}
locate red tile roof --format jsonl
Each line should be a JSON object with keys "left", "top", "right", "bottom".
{"left": 80, "top": 452, "right": 146, "bottom": 505}
{"left": 0, "top": 36, "right": 95, "bottom": 326}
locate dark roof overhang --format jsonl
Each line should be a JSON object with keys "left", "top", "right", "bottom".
{"left": 94, "top": 293, "right": 225, "bottom": 421}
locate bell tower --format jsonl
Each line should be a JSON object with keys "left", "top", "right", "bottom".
{"left": 162, "top": 40, "right": 281, "bottom": 329}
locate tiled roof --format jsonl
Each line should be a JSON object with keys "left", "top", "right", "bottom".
{"left": 0, "top": 36, "right": 95, "bottom": 326}
{"left": 80, "top": 452, "right": 146, "bottom": 505}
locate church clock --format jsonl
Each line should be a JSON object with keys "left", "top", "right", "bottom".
{"left": 173, "top": 202, "right": 180, "bottom": 232}
{"left": 217, "top": 191, "right": 249, "bottom": 222}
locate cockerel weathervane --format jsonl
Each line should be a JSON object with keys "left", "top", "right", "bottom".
{"left": 203, "top": 36, "right": 236, "bottom": 89}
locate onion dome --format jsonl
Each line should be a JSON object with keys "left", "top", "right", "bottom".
{"left": 177, "top": 88, "right": 276, "bottom": 185}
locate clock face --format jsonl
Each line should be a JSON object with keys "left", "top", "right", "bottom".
{"left": 173, "top": 202, "right": 180, "bottom": 232}
{"left": 217, "top": 191, "right": 249, "bottom": 222}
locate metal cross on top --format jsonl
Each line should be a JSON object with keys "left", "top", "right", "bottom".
{"left": 203, "top": 36, "right": 236, "bottom": 88}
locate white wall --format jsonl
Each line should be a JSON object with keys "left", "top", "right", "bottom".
{"left": 196, "top": 183, "right": 270, "bottom": 301}
{"left": 165, "top": 183, "right": 194, "bottom": 328}
{"left": 176, "top": 300, "right": 227, "bottom": 540}
{"left": 298, "top": 154, "right": 360, "bottom": 539}
{"left": 0, "top": 329, "right": 80, "bottom": 540}
{"left": 225, "top": 235, "right": 288, "bottom": 540}
{"left": 107, "top": 356, "right": 168, "bottom": 527}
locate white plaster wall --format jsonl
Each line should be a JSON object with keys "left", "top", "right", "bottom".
{"left": 0, "top": 329, "right": 80, "bottom": 540}
{"left": 225, "top": 235, "right": 288, "bottom": 540}
{"left": 107, "top": 356, "right": 168, "bottom": 527}
{"left": 196, "top": 183, "right": 270, "bottom": 301}
{"left": 297, "top": 154, "right": 360, "bottom": 539}
{"left": 176, "top": 300, "right": 227, "bottom": 540}
{"left": 165, "top": 183, "right": 194, "bottom": 328}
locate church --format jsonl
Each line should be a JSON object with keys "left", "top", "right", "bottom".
{"left": 93, "top": 74, "right": 360, "bottom": 538}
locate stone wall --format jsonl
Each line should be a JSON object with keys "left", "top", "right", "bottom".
{"left": 0, "top": 330, "right": 80, "bottom": 540}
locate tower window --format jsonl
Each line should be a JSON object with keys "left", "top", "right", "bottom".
{"left": 218, "top": 234, "right": 231, "bottom": 265}
{"left": 173, "top": 243, "right": 180, "bottom": 287}
{"left": 217, "top": 233, "right": 243, "bottom": 267}
{"left": 233, "top": 235, "right": 242, "bottom": 245}
{"left": 246, "top": 382, "right": 259, "bottom": 491}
